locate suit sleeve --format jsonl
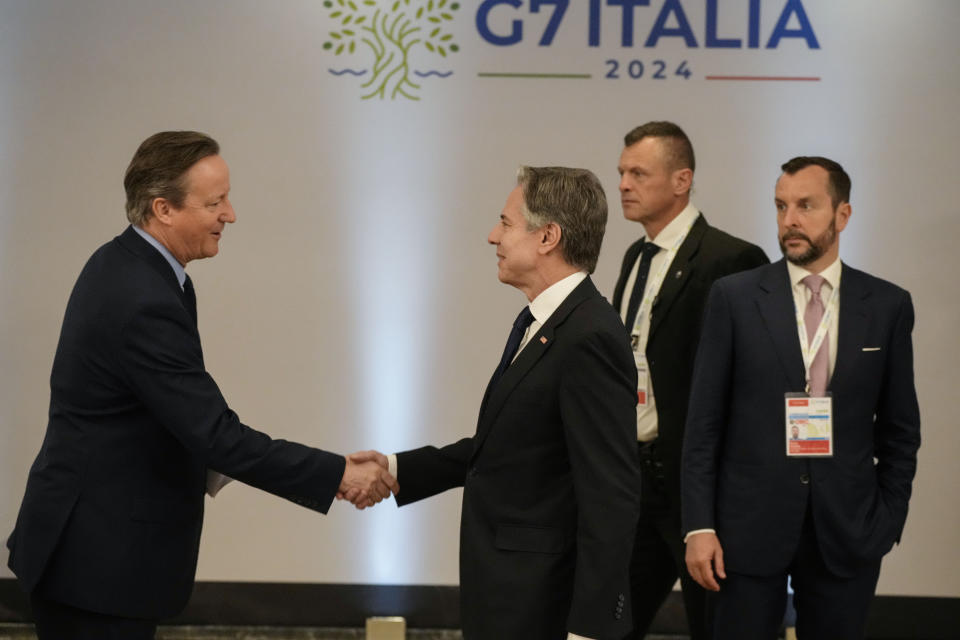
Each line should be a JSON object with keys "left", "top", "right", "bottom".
{"left": 118, "top": 299, "right": 344, "bottom": 513}
{"left": 394, "top": 437, "right": 473, "bottom": 506}
{"left": 681, "top": 280, "right": 735, "bottom": 535}
{"left": 874, "top": 291, "right": 921, "bottom": 536}
{"left": 560, "top": 327, "right": 641, "bottom": 638}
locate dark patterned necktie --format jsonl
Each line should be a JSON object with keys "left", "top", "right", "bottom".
{"left": 491, "top": 306, "right": 535, "bottom": 387}
{"left": 624, "top": 241, "right": 661, "bottom": 330}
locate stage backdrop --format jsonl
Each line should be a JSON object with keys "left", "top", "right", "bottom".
{"left": 1, "top": 0, "right": 957, "bottom": 599}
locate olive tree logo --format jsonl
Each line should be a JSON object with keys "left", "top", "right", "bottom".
{"left": 323, "top": 0, "right": 461, "bottom": 101}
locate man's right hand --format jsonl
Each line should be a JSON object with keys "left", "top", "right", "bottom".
{"left": 685, "top": 531, "right": 726, "bottom": 591}
{"left": 338, "top": 456, "right": 399, "bottom": 509}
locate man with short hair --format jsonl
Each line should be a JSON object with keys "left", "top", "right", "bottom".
{"left": 6, "top": 131, "right": 397, "bottom": 639}
{"left": 360, "top": 166, "right": 642, "bottom": 639}
{"left": 682, "top": 157, "right": 920, "bottom": 638}
{"left": 611, "top": 122, "right": 768, "bottom": 639}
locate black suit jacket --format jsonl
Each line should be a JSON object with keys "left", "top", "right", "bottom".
{"left": 682, "top": 260, "right": 921, "bottom": 577}
{"left": 396, "top": 277, "right": 641, "bottom": 640}
{"left": 7, "top": 226, "right": 345, "bottom": 619}
{"left": 612, "top": 214, "right": 768, "bottom": 506}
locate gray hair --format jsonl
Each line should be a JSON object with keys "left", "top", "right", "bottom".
{"left": 516, "top": 166, "right": 608, "bottom": 273}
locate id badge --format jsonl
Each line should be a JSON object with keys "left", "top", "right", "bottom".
{"left": 785, "top": 393, "right": 833, "bottom": 457}
{"left": 633, "top": 350, "right": 649, "bottom": 408}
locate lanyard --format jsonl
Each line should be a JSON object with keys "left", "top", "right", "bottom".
{"left": 794, "top": 274, "right": 841, "bottom": 392}
{"left": 630, "top": 214, "right": 698, "bottom": 352}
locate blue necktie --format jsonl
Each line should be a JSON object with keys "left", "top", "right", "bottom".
{"left": 491, "top": 306, "right": 535, "bottom": 387}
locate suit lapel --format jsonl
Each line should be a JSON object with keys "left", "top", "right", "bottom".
{"left": 648, "top": 215, "right": 707, "bottom": 341}
{"left": 473, "top": 277, "right": 598, "bottom": 455}
{"left": 756, "top": 260, "right": 807, "bottom": 390}
{"left": 829, "top": 264, "right": 869, "bottom": 391}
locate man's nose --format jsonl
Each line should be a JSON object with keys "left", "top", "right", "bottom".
{"left": 222, "top": 200, "right": 236, "bottom": 223}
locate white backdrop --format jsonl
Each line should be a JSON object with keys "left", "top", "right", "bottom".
{"left": 1, "top": 0, "right": 957, "bottom": 597}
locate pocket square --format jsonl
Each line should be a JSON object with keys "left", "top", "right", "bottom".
{"left": 862, "top": 347, "right": 881, "bottom": 352}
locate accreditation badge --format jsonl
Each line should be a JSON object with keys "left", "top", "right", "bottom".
{"left": 633, "top": 349, "right": 649, "bottom": 408}
{"left": 785, "top": 393, "right": 833, "bottom": 457}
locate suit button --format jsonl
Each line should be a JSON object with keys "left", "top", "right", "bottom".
{"left": 614, "top": 612, "right": 622, "bottom": 620}
{"left": 618, "top": 594, "right": 624, "bottom": 603}
{"left": 800, "top": 473, "right": 810, "bottom": 485}
{"left": 468, "top": 468, "right": 478, "bottom": 477}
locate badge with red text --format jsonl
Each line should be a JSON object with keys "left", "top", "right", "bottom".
{"left": 634, "top": 351, "right": 649, "bottom": 408}
{"left": 785, "top": 393, "right": 833, "bottom": 457}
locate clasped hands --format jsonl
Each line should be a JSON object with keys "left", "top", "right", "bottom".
{"left": 337, "top": 450, "right": 397, "bottom": 509}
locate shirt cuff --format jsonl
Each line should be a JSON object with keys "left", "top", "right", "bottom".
{"left": 683, "top": 528, "right": 716, "bottom": 544}
{"left": 388, "top": 453, "right": 397, "bottom": 480}
{"left": 568, "top": 634, "right": 594, "bottom": 640}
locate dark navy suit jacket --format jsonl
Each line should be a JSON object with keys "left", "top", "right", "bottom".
{"left": 395, "top": 277, "right": 642, "bottom": 640}
{"left": 7, "top": 226, "right": 345, "bottom": 618}
{"left": 682, "top": 260, "right": 920, "bottom": 577}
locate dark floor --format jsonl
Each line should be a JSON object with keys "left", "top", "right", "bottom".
{"left": 0, "top": 625, "right": 686, "bottom": 640}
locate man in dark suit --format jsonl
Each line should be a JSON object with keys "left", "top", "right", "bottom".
{"left": 358, "top": 166, "right": 641, "bottom": 639}
{"left": 6, "top": 131, "right": 398, "bottom": 639}
{"left": 683, "top": 157, "right": 920, "bottom": 638}
{"left": 611, "top": 121, "right": 768, "bottom": 639}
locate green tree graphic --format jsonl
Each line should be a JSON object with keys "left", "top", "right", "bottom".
{"left": 323, "top": 0, "right": 461, "bottom": 101}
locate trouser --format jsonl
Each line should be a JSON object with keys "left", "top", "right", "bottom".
{"left": 30, "top": 591, "right": 158, "bottom": 640}
{"left": 627, "top": 440, "right": 712, "bottom": 640}
{"left": 712, "top": 508, "right": 881, "bottom": 640}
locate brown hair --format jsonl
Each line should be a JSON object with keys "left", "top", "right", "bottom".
{"left": 623, "top": 121, "right": 695, "bottom": 172}
{"left": 124, "top": 131, "right": 220, "bottom": 225}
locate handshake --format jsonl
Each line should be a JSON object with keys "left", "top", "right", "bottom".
{"left": 337, "top": 450, "right": 398, "bottom": 509}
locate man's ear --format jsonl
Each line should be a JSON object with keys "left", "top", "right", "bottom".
{"left": 835, "top": 201, "right": 851, "bottom": 233}
{"left": 150, "top": 197, "right": 174, "bottom": 226}
{"left": 673, "top": 167, "right": 693, "bottom": 196}
{"left": 538, "top": 222, "right": 562, "bottom": 255}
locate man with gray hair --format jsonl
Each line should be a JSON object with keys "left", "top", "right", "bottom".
{"left": 353, "top": 166, "right": 642, "bottom": 639}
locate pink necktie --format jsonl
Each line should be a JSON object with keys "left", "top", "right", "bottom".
{"left": 802, "top": 274, "right": 829, "bottom": 395}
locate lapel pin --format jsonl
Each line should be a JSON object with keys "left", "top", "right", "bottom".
{"left": 675, "top": 270, "right": 683, "bottom": 279}
{"left": 540, "top": 336, "right": 548, "bottom": 344}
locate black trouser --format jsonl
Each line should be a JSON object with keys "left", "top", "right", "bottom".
{"left": 30, "top": 592, "right": 158, "bottom": 640}
{"left": 627, "top": 440, "right": 712, "bottom": 640}
{"left": 713, "top": 506, "right": 881, "bottom": 640}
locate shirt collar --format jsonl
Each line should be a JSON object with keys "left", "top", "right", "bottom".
{"left": 132, "top": 224, "right": 187, "bottom": 290}
{"left": 648, "top": 202, "right": 700, "bottom": 249}
{"left": 786, "top": 255, "right": 842, "bottom": 291}
{"left": 528, "top": 271, "right": 588, "bottom": 325}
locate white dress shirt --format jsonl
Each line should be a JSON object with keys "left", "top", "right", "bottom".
{"left": 619, "top": 203, "right": 700, "bottom": 442}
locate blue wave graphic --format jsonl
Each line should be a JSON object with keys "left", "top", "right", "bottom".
{"left": 413, "top": 70, "right": 454, "bottom": 78}
{"left": 328, "top": 68, "right": 367, "bottom": 76}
